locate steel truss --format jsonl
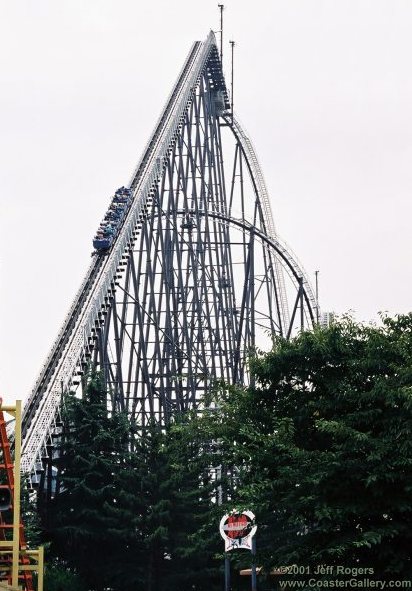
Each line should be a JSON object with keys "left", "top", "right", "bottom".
{"left": 21, "top": 32, "right": 317, "bottom": 485}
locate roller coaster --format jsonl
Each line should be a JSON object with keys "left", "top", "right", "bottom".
{"left": 20, "top": 31, "right": 318, "bottom": 488}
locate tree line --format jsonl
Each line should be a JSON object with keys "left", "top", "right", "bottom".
{"left": 36, "top": 314, "right": 412, "bottom": 589}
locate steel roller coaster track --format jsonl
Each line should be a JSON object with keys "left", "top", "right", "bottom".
{"left": 20, "top": 32, "right": 317, "bottom": 486}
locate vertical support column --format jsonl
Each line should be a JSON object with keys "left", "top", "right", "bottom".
{"left": 250, "top": 229, "right": 256, "bottom": 386}
{"left": 225, "top": 555, "right": 230, "bottom": 591}
{"left": 46, "top": 443, "right": 53, "bottom": 507}
{"left": 218, "top": 4, "right": 224, "bottom": 62}
{"left": 299, "top": 277, "right": 304, "bottom": 331}
{"left": 230, "top": 40, "right": 235, "bottom": 119}
{"left": 250, "top": 228, "right": 255, "bottom": 350}
{"left": 251, "top": 537, "right": 257, "bottom": 591}
{"left": 38, "top": 546, "right": 44, "bottom": 591}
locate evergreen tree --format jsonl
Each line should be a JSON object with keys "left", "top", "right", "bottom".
{"left": 44, "top": 560, "right": 87, "bottom": 591}
{"left": 21, "top": 478, "right": 42, "bottom": 549}
{"left": 46, "top": 372, "right": 129, "bottom": 590}
{"left": 45, "top": 374, "right": 222, "bottom": 590}
{"left": 108, "top": 421, "right": 222, "bottom": 591}
{"left": 163, "top": 419, "right": 222, "bottom": 590}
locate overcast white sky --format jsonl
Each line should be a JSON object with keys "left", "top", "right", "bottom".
{"left": 1, "top": 0, "right": 412, "bottom": 403}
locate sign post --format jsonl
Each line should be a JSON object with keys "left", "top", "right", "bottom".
{"left": 251, "top": 536, "right": 257, "bottom": 591}
{"left": 224, "top": 554, "right": 230, "bottom": 591}
{"left": 219, "top": 510, "right": 257, "bottom": 591}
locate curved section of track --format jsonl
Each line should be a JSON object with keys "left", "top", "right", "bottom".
{"left": 225, "top": 114, "right": 318, "bottom": 320}
{"left": 203, "top": 210, "right": 316, "bottom": 322}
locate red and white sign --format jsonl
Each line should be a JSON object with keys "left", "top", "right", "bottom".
{"left": 219, "top": 510, "right": 257, "bottom": 551}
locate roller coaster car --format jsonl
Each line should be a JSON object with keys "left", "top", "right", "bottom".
{"left": 115, "top": 186, "right": 132, "bottom": 197}
{"left": 93, "top": 186, "right": 133, "bottom": 252}
{"left": 93, "top": 236, "right": 112, "bottom": 250}
{"left": 113, "top": 195, "right": 127, "bottom": 204}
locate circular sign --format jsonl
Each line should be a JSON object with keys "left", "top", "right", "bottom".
{"left": 224, "top": 513, "right": 252, "bottom": 539}
{"left": 219, "top": 510, "right": 257, "bottom": 551}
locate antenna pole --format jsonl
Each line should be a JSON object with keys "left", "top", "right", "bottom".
{"left": 315, "top": 270, "right": 319, "bottom": 324}
{"left": 230, "top": 40, "right": 235, "bottom": 118}
{"left": 218, "top": 4, "right": 224, "bottom": 62}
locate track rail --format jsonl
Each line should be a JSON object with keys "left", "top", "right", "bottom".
{"left": 225, "top": 115, "right": 317, "bottom": 319}
{"left": 21, "top": 32, "right": 217, "bottom": 475}
{"left": 21, "top": 257, "right": 103, "bottom": 435}
{"left": 224, "top": 114, "right": 291, "bottom": 332}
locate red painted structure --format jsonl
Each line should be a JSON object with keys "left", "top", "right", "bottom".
{"left": 0, "top": 405, "right": 33, "bottom": 590}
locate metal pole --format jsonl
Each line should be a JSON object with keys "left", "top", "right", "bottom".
{"left": 249, "top": 228, "right": 255, "bottom": 387}
{"left": 315, "top": 270, "right": 319, "bottom": 324}
{"left": 299, "top": 277, "right": 304, "bottom": 332}
{"left": 218, "top": 4, "right": 224, "bottom": 62}
{"left": 225, "top": 554, "right": 231, "bottom": 591}
{"left": 230, "top": 40, "right": 235, "bottom": 119}
{"left": 251, "top": 537, "right": 257, "bottom": 591}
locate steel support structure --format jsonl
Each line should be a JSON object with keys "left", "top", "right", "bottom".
{"left": 20, "top": 32, "right": 317, "bottom": 485}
